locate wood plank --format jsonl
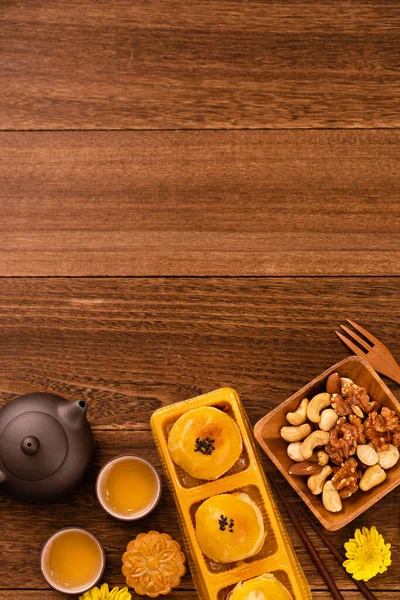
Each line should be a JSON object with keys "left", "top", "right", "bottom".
{"left": 0, "top": 277, "right": 399, "bottom": 424}
{"left": 0, "top": 277, "right": 399, "bottom": 593}
{"left": 1, "top": 131, "right": 400, "bottom": 276}
{"left": 1, "top": 1, "right": 400, "bottom": 129}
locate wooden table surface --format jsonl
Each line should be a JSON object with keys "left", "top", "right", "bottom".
{"left": 1, "top": 2, "right": 400, "bottom": 599}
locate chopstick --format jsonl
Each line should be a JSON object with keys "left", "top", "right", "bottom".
{"left": 269, "top": 477, "right": 345, "bottom": 600}
{"left": 299, "top": 508, "right": 378, "bottom": 600}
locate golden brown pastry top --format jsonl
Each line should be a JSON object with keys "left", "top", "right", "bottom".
{"left": 122, "top": 531, "right": 186, "bottom": 598}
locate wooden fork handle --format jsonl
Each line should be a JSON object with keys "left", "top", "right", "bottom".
{"left": 373, "top": 358, "right": 400, "bottom": 386}
{"left": 386, "top": 367, "right": 400, "bottom": 386}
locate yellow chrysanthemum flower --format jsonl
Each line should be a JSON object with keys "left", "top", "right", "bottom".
{"left": 343, "top": 526, "right": 391, "bottom": 582}
{"left": 80, "top": 583, "right": 131, "bottom": 600}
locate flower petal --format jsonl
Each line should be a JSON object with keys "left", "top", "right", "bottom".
{"left": 131, "top": 565, "right": 147, "bottom": 576}
{"left": 152, "top": 536, "right": 166, "bottom": 555}
{"left": 153, "top": 569, "right": 166, "bottom": 587}
{"left": 140, "top": 572, "right": 152, "bottom": 590}
{"left": 128, "top": 552, "right": 146, "bottom": 565}
{"left": 159, "top": 550, "right": 177, "bottom": 563}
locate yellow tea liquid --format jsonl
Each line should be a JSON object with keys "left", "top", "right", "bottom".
{"left": 103, "top": 457, "right": 158, "bottom": 516}
{"left": 46, "top": 530, "right": 103, "bottom": 591}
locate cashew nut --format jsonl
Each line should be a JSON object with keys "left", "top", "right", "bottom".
{"left": 319, "top": 409, "right": 339, "bottom": 432}
{"left": 307, "top": 393, "right": 332, "bottom": 423}
{"left": 280, "top": 423, "right": 311, "bottom": 443}
{"left": 316, "top": 450, "right": 330, "bottom": 467}
{"left": 378, "top": 444, "right": 400, "bottom": 470}
{"left": 359, "top": 464, "right": 387, "bottom": 492}
{"left": 301, "top": 430, "right": 330, "bottom": 460}
{"left": 287, "top": 442, "right": 305, "bottom": 462}
{"left": 357, "top": 444, "right": 378, "bottom": 467}
{"left": 322, "top": 480, "right": 343, "bottom": 513}
{"left": 286, "top": 398, "right": 309, "bottom": 426}
{"left": 307, "top": 465, "right": 332, "bottom": 495}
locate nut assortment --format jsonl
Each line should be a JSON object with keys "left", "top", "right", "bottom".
{"left": 280, "top": 373, "right": 400, "bottom": 513}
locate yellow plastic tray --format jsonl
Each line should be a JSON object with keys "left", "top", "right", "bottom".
{"left": 151, "top": 388, "right": 311, "bottom": 600}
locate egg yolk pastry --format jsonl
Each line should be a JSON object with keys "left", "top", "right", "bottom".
{"left": 168, "top": 406, "right": 242, "bottom": 480}
{"left": 227, "top": 573, "right": 293, "bottom": 600}
{"left": 195, "top": 492, "right": 265, "bottom": 563}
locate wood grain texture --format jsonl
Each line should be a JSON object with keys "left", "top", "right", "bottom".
{"left": 0, "top": 277, "right": 399, "bottom": 595}
{"left": 2, "top": 0, "right": 400, "bottom": 130}
{"left": 1, "top": 130, "right": 400, "bottom": 276}
{"left": 2, "top": 1, "right": 399, "bottom": 598}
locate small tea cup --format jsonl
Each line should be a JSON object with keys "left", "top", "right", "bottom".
{"left": 40, "top": 527, "right": 105, "bottom": 595}
{"left": 96, "top": 455, "right": 162, "bottom": 521}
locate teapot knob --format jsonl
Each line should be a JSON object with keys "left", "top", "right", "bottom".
{"left": 21, "top": 436, "right": 40, "bottom": 456}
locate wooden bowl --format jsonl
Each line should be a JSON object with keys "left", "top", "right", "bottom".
{"left": 254, "top": 356, "right": 400, "bottom": 531}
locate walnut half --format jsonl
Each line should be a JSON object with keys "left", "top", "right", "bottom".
{"left": 342, "top": 382, "right": 377, "bottom": 415}
{"left": 365, "top": 407, "right": 400, "bottom": 452}
{"left": 325, "top": 416, "right": 364, "bottom": 466}
{"left": 332, "top": 457, "right": 362, "bottom": 499}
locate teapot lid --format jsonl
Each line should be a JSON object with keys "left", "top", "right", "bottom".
{"left": 0, "top": 411, "right": 68, "bottom": 481}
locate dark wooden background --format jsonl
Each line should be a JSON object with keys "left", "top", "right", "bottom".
{"left": 1, "top": 2, "right": 400, "bottom": 599}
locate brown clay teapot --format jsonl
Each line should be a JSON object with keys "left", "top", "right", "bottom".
{"left": 0, "top": 392, "right": 94, "bottom": 501}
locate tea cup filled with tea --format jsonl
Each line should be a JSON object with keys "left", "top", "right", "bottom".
{"left": 96, "top": 455, "right": 162, "bottom": 520}
{"left": 40, "top": 527, "right": 105, "bottom": 595}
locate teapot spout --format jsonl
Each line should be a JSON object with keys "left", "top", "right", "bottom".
{"left": 58, "top": 399, "right": 88, "bottom": 428}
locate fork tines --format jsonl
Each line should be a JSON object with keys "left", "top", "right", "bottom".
{"left": 335, "top": 319, "right": 376, "bottom": 357}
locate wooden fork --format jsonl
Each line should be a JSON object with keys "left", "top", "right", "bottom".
{"left": 336, "top": 319, "right": 400, "bottom": 385}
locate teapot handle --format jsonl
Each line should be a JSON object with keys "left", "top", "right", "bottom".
{"left": 0, "top": 470, "right": 5, "bottom": 483}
